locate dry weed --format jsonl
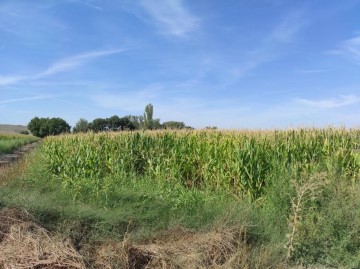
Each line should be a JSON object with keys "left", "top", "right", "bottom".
{"left": 95, "top": 226, "right": 251, "bottom": 269}
{"left": 0, "top": 208, "right": 85, "bottom": 269}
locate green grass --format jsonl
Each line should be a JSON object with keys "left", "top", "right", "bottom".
{"left": 0, "top": 152, "right": 254, "bottom": 245}
{"left": 0, "top": 133, "right": 40, "bottom": 154}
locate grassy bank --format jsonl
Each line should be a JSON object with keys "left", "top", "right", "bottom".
{"left": 0, "top": 129, "right": 360, "bottom": 268}
{"left": 0, "top": 134, "right": 40, "bottom": 154}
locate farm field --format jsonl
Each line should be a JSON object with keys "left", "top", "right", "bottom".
{"left": 0, "top": 124, "right": 28, "bottom": 134}
{"left": 0, "top": 128, "right": 360, "bottom": 268}
{"left": 0, "top": 133, "right": 40, "bottom": 154}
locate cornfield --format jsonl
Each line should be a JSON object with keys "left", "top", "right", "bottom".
{"left": 41, "top": 129, "right": 360, "bottom": 200}
{"left": 0, "top": 134, "right": 40, "bottom": 154}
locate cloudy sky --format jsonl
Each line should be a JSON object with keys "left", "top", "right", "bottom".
{"left": 1, "top": 0, "right": 360, "bottom": 129}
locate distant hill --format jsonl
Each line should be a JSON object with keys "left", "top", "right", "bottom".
{"left": 0, "top": 124, "right": 28, "bottom": 134}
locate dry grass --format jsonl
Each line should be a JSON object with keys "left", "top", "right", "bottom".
{"left": 0, "top": 141, "right": 39, "bottom": 187}
{"left": 0, "top": 158, "right": 27, "bottom": 187}
{"left": 0, "top": 208, "right": 261, "bottom": 269}
{"left": 0, "top": 208, "right": 85, "bottom": 269}
{"left": 94, "top": 226, "right": 283, "bottom": 269}
{"left": 0, "top": 208, "right": 334, "bottom": 269}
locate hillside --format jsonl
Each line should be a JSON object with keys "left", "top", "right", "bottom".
{"left": 0, "top": 124, "right": 28, "bottom": 134}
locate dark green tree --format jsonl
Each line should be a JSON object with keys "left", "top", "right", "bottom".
{"left": 48, "top": 118, "right": 71, "bottom": 135}
{"left": 107, "top": 115, "right": 121, "bottom": 130}
{"left": 124, "top": 115, "right": 143, "bottom": 130}
{"left": 162, "top": 121, "right": 186, "bottom": 129}
{"left": 28, "top": 117, "right": 70, "bottom": 137}
{"left": 28, "top": 117, "right": 44, "bottom": 137}
{"left": 118, "top": 117, "right": 135, "bottom": 131}
{"left": 89, "top": 118, "right": 108, "bottom": 132}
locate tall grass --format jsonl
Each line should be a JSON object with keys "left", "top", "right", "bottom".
{"left": 41, "top": 128, "right": 360, "bottom": 201}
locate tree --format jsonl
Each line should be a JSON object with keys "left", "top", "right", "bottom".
{"left": 28, "top": 117, "right": 42, "bottom": 137}
{"left": 28, "top": 117, "right": 70, "bottom": 137}
{"left": 143, "top": 103, "right": 154, "bottom": 130}
{"left": 73, "top": 118, "right": 89, "bottom": 133}
{"left": 48, "top": 118, "right": 71, "bottom": 135}
{"left": 118, "top": 117, "right": 136, "bottom": 131}
{"left": 89, "top": 118, "right": 108, "bottom": 132}
{"left": 124, "top": 115, "right": 143, "bottom": 130}
{"left": 142, "top": 103, "right": 161, "bottom": 130}
{"left": 107, "top": 115, "right": 121, "bottom": 130}
{"left": 162, "top": 121, "right": 186, "bottom": 130}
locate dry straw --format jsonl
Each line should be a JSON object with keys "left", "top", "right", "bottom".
{"left": 0, "top": 208, "right": 85, "bottom": 269}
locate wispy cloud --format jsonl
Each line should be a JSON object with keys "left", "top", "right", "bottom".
{"left": 0, "top": 75, "right": 26, "bottom": 86}
{"left": 37, "top": 48, "right": 127, "bottom": 77}
{"left": 0, "top": 95, "right": 52, "bottom": 104}
{"left": 139, "top": 0, "right": 199, "bottom": 37}
{"left": 230, "top": 9, "right": 308, "bottom": 80}
{"left": 296, "top": 95, "right": 360, "bottom": 109}
{"left": 269, "top": 9, "right": 307, "bottom": 43}
{"left": 76, "top": 0, "right": 103, "bottom": 11}
{"left": 328, "top": 34, "right": 360, "bottom": 64}
{"left": 0, "top": 48, "right": 128, "bottom": 86}
{"left": 295, "top": 69, "right": 329, "bottom": 73}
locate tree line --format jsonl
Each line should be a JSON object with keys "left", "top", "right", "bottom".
{"left": 28, "top": 103, "right": 192, "bottom": 137}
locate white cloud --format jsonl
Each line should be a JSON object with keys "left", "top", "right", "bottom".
{"left": 229, "top": 9, "right": 308, "bottom": 80}
{"left": 328, "top": 34, "right": 360, "bottom": 64}
{"left": 269, "top": 9, "right": 307, "bottom": 43}
{"left": 76, "top": 0, "right": 103, "bottom": 11}
{"left": 38, "top": 48, "right": 127, "bottom": 77}
{"left": 0, "top": 48, "right": 128, "bottom": 86}
{"left": 295, "top": 69, "right": 329, "bottom": 73}
{"left": 0, "top": 95, "right": 52, "bottom": 104}
{"left": 296, "top": 95, "right": 360, "bottom": 109}
{"left": 139, "top": 0, "right": 199, "bottom": 37}
{"left": 0, "top": 75, "right": 26, "bottom": 86}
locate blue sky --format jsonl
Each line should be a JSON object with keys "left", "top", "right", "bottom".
{"left": 1, "top": 0, "right": 360, "bottom": 129}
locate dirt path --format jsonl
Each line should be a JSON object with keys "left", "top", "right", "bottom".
{"left": 0, "top": 142, "right": 40, "bottom": 168}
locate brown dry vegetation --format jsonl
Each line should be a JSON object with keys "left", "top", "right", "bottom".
{"left": 0, "top": 207, "right": 286, "bottom": 269}
{"left": 0, "top": 208, "right": 85, "bottom": 269}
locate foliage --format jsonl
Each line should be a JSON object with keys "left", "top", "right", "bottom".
{"left": 73, "top": 104, "right": 188, "bottom": 133}
{"left": 73, "top": 118, "right": 89, "bottom": 133}
{"left": 87, "top": 116, "right": 135, "bottom": 132}
{"left": 28, "top": 117, "right": 70, "bottom": 138}
{"left": 88, "top": 118, "right": 108, "bottom": 132}
{"left": 142, "top": 103, "right": 161, "bottom": 130}
{"left": 40, "top": 128, "right": 360, "bottom": 201}
{"left": 143, "top": 103, "right": 154, "bottom": 129}
{"left": 162, "top": 121, "right": 186, "bottom": 129}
